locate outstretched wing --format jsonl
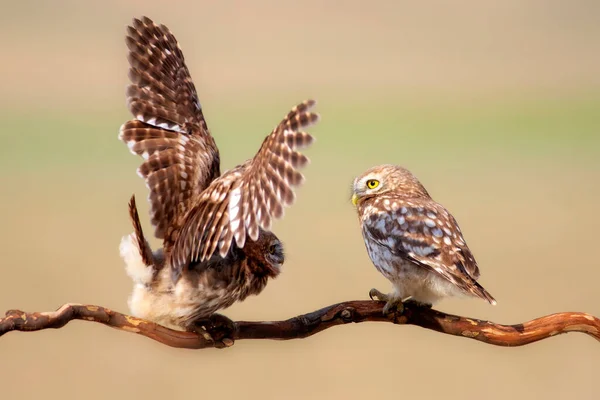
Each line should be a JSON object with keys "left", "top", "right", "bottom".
{"left": 168, "top": 100, "right": 319, "bottom": 274}
{"left": 119, "top": 16, "right": 220, "bottom": 240}
{"left": 363, "top": 197, "right": 496, "bottom": 304}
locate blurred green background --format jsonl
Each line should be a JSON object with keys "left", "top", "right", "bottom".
{"left": 1, "top": 1, "right": 599, "bottom": 399}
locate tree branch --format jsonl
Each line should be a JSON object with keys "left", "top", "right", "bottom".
{"left": 1, "top": 301, "right": 598, "bottom": 349}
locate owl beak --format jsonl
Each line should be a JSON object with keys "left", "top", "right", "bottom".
{"left": 351, "top": 193, "right": 359, "bottom": 206}
{"left": 267, "top": 261, "right": 282, "bottom": 277}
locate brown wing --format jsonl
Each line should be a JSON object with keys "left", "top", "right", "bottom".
{"left": 119, "top": 16, "right": 220, "bottom": 240}
{"left": 168, "top": 100, "right": 319, "bottom": 274}
{"left": 364, "top": 196, "right": 496, "bottom": 304}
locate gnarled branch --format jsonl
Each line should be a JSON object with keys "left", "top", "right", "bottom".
{"left": 1, "top": 301, "right": 598, "bottom": 349}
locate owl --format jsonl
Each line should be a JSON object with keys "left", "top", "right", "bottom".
{"left": 118, "top": 16, "right": 319, "bottom": 331}
{"left": 351, "top": 164, "right": 496, "bottom": 314}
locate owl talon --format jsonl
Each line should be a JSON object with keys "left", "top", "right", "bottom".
{"left": 369, "top": 288, "right": 389, "bottom": 302}
{"left": 370, "top": 289, "right": 404, "bottom": 316}
{"left": 382, "top": 299, "right": 404, "bottom": 316}
{"left": 195, "top": 313, "right": 235, "bottom": 332}
{"left": 192, "top": 313, "right": 236, "bottom": 348}
{"left": 404, "top": 299, "right": 432, "bottom": 309}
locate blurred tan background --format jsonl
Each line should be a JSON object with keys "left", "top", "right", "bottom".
{"left": 1, "top": 1, "right": 599, "bottom": 399}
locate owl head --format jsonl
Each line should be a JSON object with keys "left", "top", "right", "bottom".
{"left": 351, "top": 164, "right": 430, "bottom": 205}
{"left": 245, "top": 229, "right": 285, "bottom": 278}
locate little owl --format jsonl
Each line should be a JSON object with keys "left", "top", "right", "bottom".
{"left": 351, "top": 164, "right": 496, "bottom": 314}
{"left": 118, "top": 16, "right": 319, "bottom": 331}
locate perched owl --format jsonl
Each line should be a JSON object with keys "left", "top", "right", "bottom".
{"left": 351, "top": 164, "right": 496, "bottom": 314}
{"left": 118, "top": 16, "right": 319, "bottom": 331}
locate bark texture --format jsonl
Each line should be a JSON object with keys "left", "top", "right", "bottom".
{"left": 1, "top": 301, "right": 598, "bottom": 349}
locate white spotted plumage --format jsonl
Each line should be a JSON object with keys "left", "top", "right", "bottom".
{"left": 353, "top": 164, "right": 496, "bottom": 306}
{"left": 118, "top": 16, "right": 318, "bottom": 330}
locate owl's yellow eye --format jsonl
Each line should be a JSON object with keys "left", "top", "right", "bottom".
{"left": 366, "top": 179, "right": 380, "bottom": 189}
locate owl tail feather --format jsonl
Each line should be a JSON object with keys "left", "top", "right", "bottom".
{"left": 473, "top": 281, "right": 497, "bottom": 306}
{"left": 119, "top": 195, "right": 160, "bottom": 285}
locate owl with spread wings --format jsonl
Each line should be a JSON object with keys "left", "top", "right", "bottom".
{"left": 351, "top": 164, "right": 496, "bottom": 314}
{"left": 118, "top": 17, "right": 319, "bottom": 331}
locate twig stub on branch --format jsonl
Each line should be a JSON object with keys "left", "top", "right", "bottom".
{"left": 1, "top": 301, "right": 598, "bottom": 349}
